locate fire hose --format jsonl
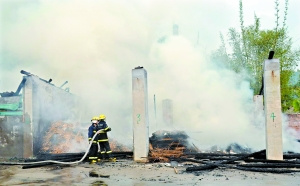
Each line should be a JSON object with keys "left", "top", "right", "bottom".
{"left": 0, "top": 130, "right": 104, "bottom": 165}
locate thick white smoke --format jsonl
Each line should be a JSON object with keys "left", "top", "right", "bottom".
{"left": 1, "top": 0, "right": 299, "bottom": 153}
{"left": 148, "top": 36, "right": 265, "bottom": 151}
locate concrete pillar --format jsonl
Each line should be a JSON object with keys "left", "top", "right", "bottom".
{"left": 162, "top": 99, "right": 173, "bottom": 126}
{"left": 132, "top": 67, "right": 149, "bottom": 162}
{"left": 23, "top": 76, "right": 34, "bottom": 158}
{"left": 263, "top": 59, "right": 283, "bottom": 160}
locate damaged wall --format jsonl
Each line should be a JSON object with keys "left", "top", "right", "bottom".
{"left": 0, "top": 74, "right": 82, "bottom": 158}
{"left": 25, "top": 75, "right": 82, "bottom": 157}
{"left": 0, "top": 116, "right": 24, "bottom": 158}
{"left": 0, "top": 96, "right": 23, "bottom": 157}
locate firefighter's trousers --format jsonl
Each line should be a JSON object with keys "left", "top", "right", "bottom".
{"left": 89, "top": 142, "right": 98, "bottom": 162}
{"left": 98, "top": 141, "right": 112, "bottom": 159}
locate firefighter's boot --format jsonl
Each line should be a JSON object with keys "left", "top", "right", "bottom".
{"left": 90, "top": 160, "right": 97, "bottom": 164}
{"left": 109, "top": 157, "right": 116, "bottom": 162}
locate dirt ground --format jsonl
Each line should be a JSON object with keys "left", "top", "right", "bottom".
{"left": 1, "top": 159, "right": 300, "bottom": 186}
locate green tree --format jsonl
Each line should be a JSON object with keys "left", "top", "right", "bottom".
{"left": 290, "top": 71, "right": 300, "bottom": 112}
{"left": 293, "top": 100, "right": 300, "bottom": 112}
{"left": 212, "top": 0, "right": 300, "bottom": 112}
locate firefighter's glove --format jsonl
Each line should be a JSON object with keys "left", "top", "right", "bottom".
{"left": 96, "top": 130, "right": 103, "bottom": 134}
{"left": 106, "top": 127, "right": 111, "bottom": 132}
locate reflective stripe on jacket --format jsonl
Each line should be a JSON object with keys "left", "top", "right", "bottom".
{"left": 97, "top": 120, "right": 110, "bottom": 142}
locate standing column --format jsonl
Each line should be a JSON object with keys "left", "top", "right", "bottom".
{"left": 132, "top": 67, "right": 149, "bottom": 162}
{"left": 264, "top": 58, "right": 283, "bottom": 160}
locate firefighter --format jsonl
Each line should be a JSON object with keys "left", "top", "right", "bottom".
{"left": 88, "top": 116, "right": 99, "bottom": 164}
{"left": 97, "top": 114, "right": 115, "bottom": 162}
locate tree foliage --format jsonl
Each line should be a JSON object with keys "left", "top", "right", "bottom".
{"left": 212, "top": 0, "right": 300, "bottom": 112}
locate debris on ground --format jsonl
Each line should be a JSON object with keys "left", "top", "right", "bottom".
{"left": 89, "top": 170, "right": 99, "bottom": 177}
{"left": 3, "top": 128, "right": 300, "bottom": 175}
{"left": 89, "top": 170, "right": 110, "bottom": 178}
{"left": 178, "top": 149, "right": 300, "bottom": 173}
{"left": 148, "top": 130, "right": 197, "bottom": 162}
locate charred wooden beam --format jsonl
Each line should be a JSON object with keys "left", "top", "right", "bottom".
{"left": 184, "top": 152, "right": 249, "bottom": 157}
{"left": 244, "top": 158, "right": 300, "bottom": 164}
{"left": 36, "top": 151, "right": 133, "bottom": 161}
{"left": 112, "top": 151, "right": 133, "bottom": 155}
{"left": 194, "top": 155, "right": 242, "bottom": 161}
{"left": 238, "top": 163, "right": 300, "bottom": 168}
{"left": 183, "top": 159, "right": 236, "bottom": 173}
{"left": 268, "top": 51, "right": 275, "bottom": 59}
{"left": 37, "top": 152, "right": 85, "bottom": 158}
{"left": 259, "top": 76, "right": 264, "bottom": 95}
{"left": 22, "top": 162, "right": 54, "bottom": 169}
{"left": 185, "top": 150, "right": 266, "bottom": 172}
{"left": 110, "top": 152, "right": 133, "bottom": 158}
{"left": 179, "top": 149, "right": 300, "bottom": 174}
{"left": 196, "top": 156, "right": 234, "bottom": 161}
{"left": 223, "top": 149, "right": 266, "bottom": 164}
{"left": 186, "top": 164, "right": 218, "bottom": 171}
{"left": 25, "top": 156, "right": 83, "bottom": 162}
{"left": 283, "top": 153, "right": 300, "bottom": 159}
{"left": 22, "top": 157, "right": 80, "bottom": 169}
{"left": 235, "top": 166, "right": 300, "bottom": 174}
{"left": 180, "top": 150, "right": 266, "bottom": 165}
{"left": 25, "top": 158, "right": 54, "bottom": 162}
{"left": 182, "top": 157, "right": 300, "bottom": 173}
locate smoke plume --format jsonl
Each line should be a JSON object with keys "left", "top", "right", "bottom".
{"left": 0, "top": 0, "right": 299, "bottom": 153}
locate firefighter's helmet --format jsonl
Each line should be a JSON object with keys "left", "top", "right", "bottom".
{"left": 91, "top": 116, "right": 99, "bottom": 123}
{"left": 99, "top": 114, "right": 106, "bottom": 120}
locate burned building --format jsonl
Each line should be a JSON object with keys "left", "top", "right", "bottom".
{"left": 0, "top": 71, "right": 82, "bottom": 158}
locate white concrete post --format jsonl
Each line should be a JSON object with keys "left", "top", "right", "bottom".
{"left": 132, "top": 67, "right": 149, "bottom": 162}
{"left": 263, "top": 59, "right": 283, "bottom": 160}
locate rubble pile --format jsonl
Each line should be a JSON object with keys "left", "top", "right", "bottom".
{"left": 149, "top": 130, "right": 195, "bottom": 162}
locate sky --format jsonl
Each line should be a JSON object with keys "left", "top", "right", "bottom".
{"left": 0, "top": 0, "right": 300, "bottom": 152}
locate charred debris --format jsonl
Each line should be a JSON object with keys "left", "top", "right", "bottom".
{"left": 149, "top": 130, "right": 300, "bottom": 174}
{"left": 2, "top": 130, "right": 300, "bottom": 174}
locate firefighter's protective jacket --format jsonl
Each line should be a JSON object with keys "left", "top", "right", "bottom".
{"left": 97, "top": 120, "right": 111, "bottom": 142}
{"left": 88, "top": 124, "right": 98, "bottom": 142}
